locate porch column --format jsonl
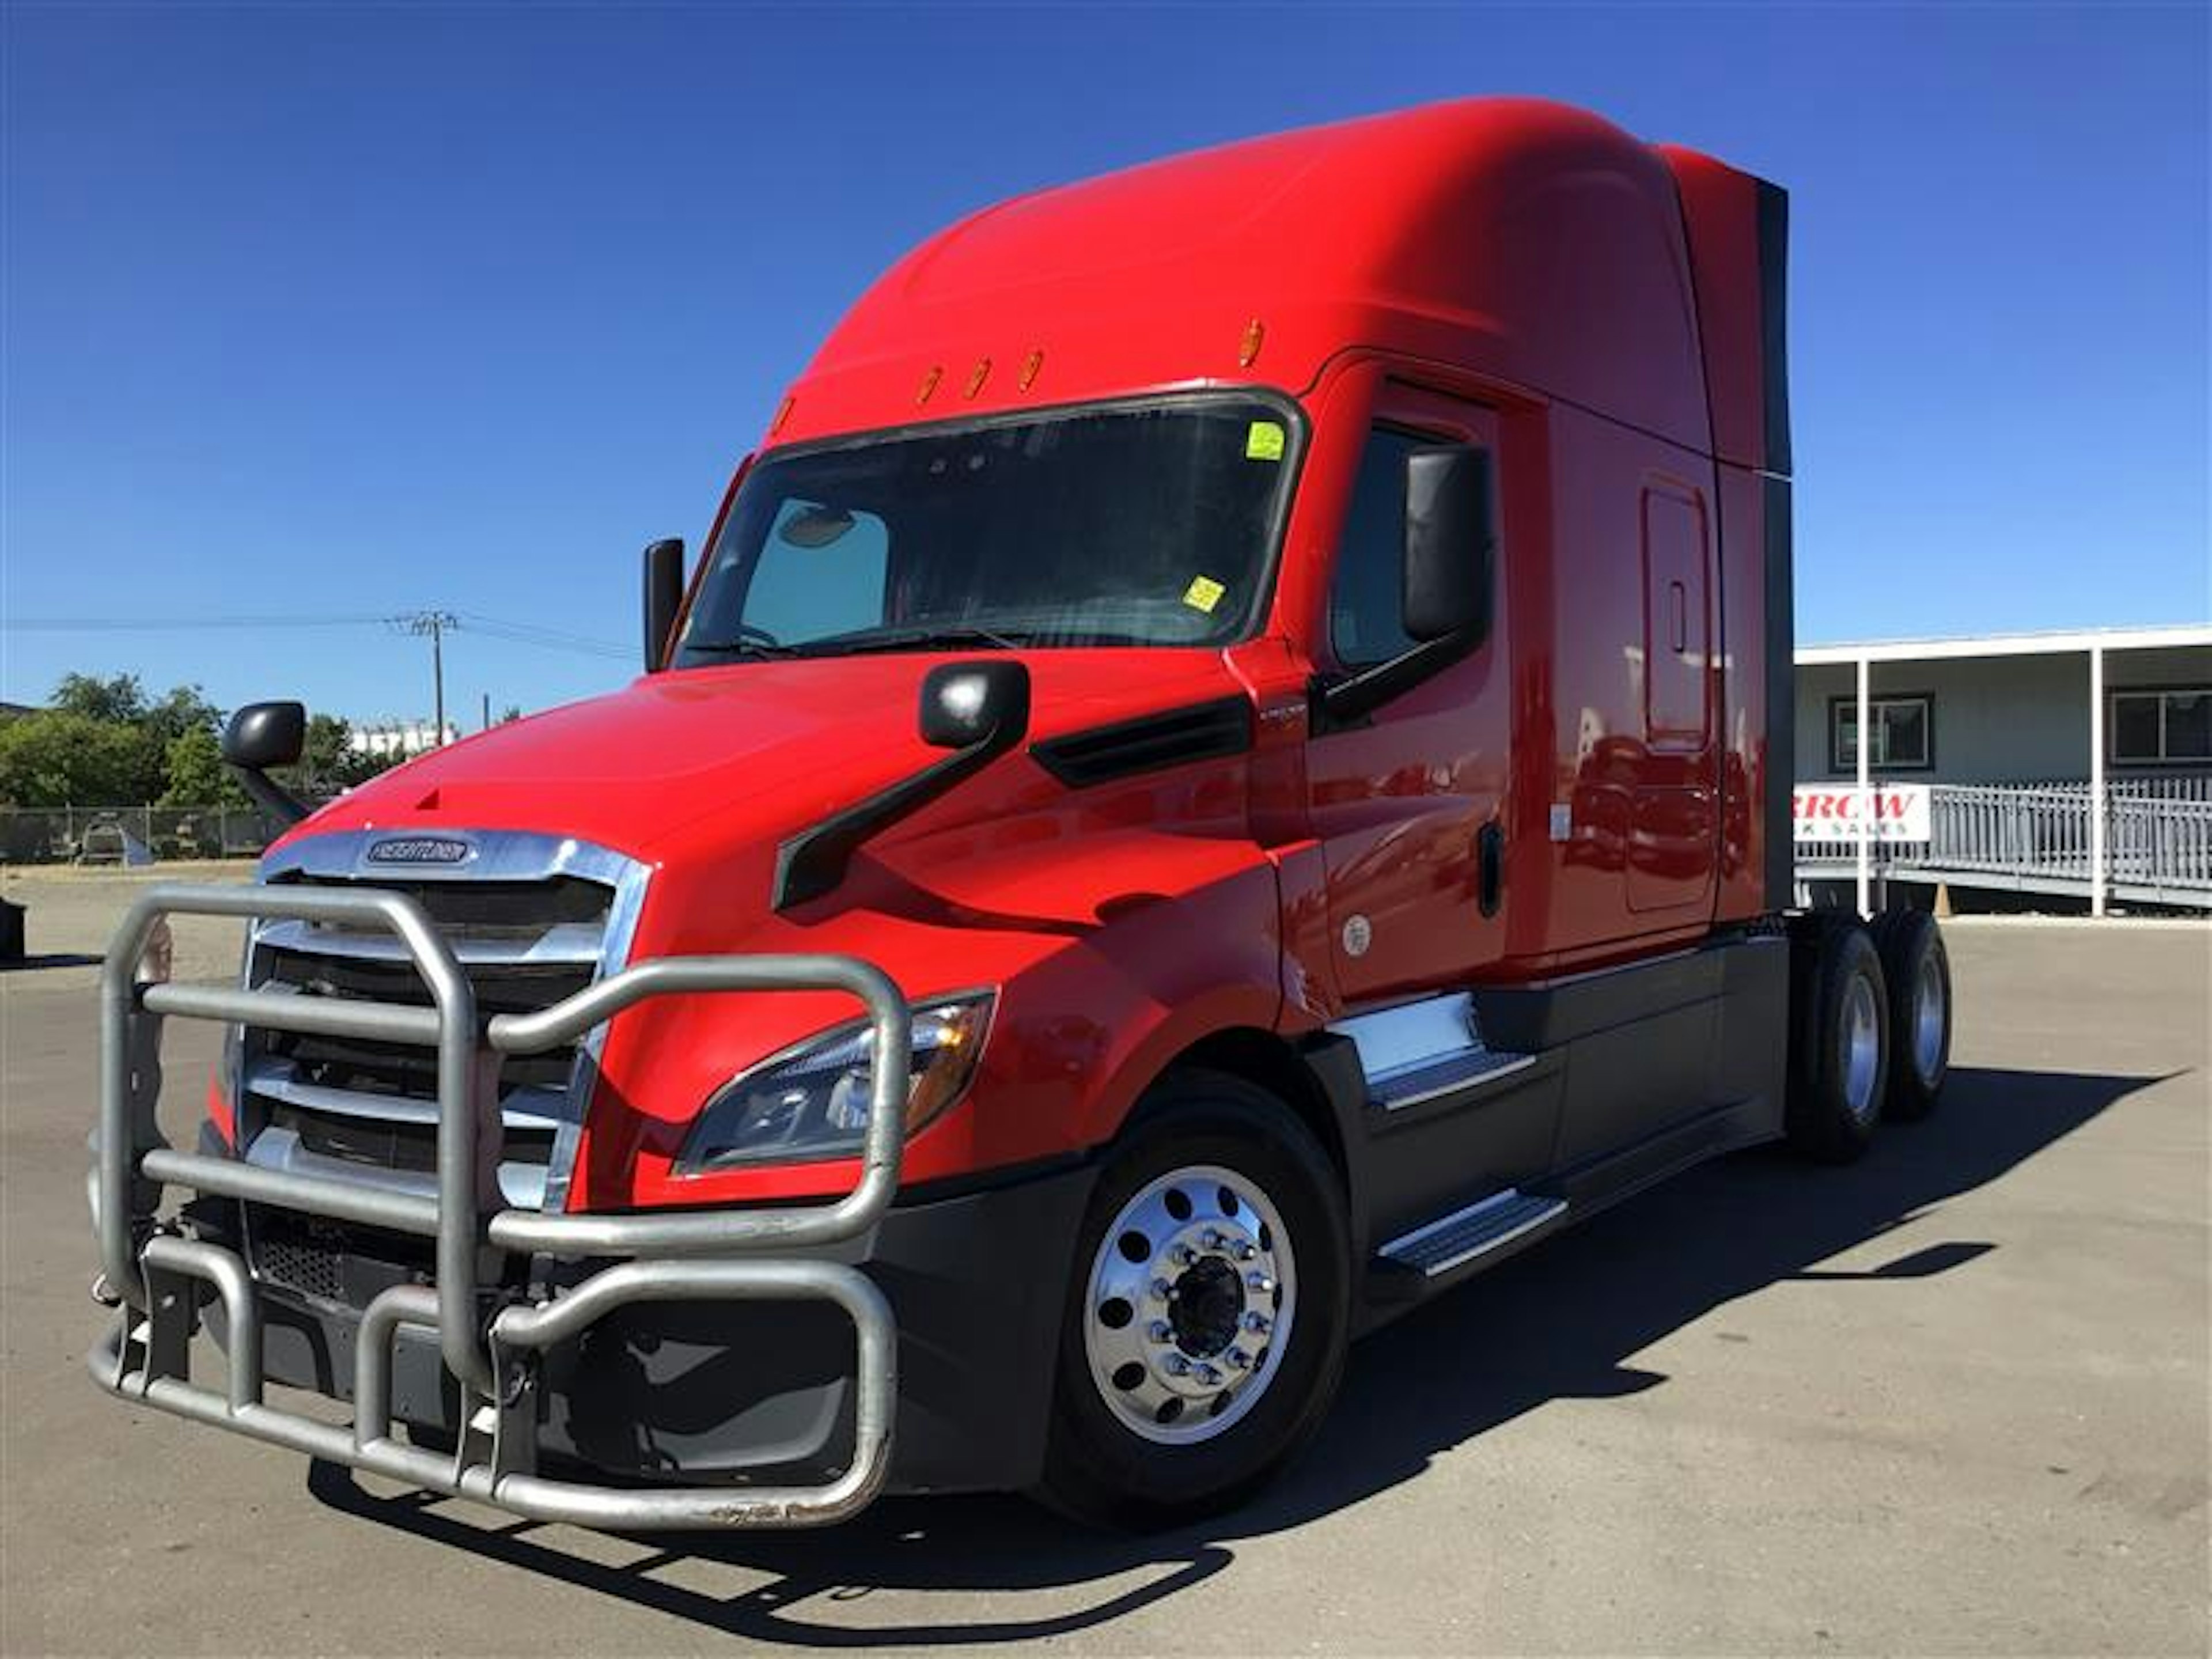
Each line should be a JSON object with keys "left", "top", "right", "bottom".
{"left": 1856, "top": 654, "right": 1872, "bottom": 916}
{"left": 2090, "top": 645, "right": 2107, "bottom": 917}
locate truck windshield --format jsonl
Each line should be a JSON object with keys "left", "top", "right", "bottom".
{"left": 673, "top": 395, "right": 1298, "bottom": 662}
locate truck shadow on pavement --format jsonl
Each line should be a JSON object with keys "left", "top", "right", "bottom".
{"left": 306, "top": 1062, "right": 2156, "bottom": 1647}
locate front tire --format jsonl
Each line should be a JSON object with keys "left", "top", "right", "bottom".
{"left": 1035, "top": 1070, "right": 1350, "bottom": 1530}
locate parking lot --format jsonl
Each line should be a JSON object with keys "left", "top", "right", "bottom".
{"left": 1, "top": 866, "right": 2205, "bottom": 1656}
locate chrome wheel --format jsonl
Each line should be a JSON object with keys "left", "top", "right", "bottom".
{"left": 1911, "top": 952, "right": 1946, "bottom": 1084}
{"left": 1842, "top": 972, "right": 1883, "bottom": 1126}
{"left": 1080, "top": 1163, "right": 1296, "bottom": 1445}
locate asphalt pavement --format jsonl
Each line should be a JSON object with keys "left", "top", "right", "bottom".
{"left": 1, "top": 869, "right": 2204, "bottom": 1656}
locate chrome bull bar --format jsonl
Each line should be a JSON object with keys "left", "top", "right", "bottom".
{"left": 91, "top": 882, "right": 912, "bottom": 1529}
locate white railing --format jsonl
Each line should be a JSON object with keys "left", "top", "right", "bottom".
{"left": 1797, "top": 777, "right": 2212, "bottom": 899}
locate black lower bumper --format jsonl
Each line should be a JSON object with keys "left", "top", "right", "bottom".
{"left": 199, "top": 1152, "right": 1096, "bottom": 1497}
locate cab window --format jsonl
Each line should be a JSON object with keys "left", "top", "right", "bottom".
{"left": 1328, "top": 427, "right": 1427, "bottom": 669}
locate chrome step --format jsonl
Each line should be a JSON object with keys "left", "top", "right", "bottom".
{"left": 1369, "top": 1047, "right": 1536, "bottom": 1112}
{"left": 1328, "top": 990, "right": 1536, "bottom": 1113}
{"left": 1378, "top": 1188, "right": 1566, "bottom": 1278}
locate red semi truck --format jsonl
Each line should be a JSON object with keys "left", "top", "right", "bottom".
{"left": 92, "top": 98, "right": 1953, "bottom": 1531}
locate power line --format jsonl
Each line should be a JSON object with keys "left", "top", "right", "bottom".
{"left": 456, "top": 613, "right": 632, "bottom": 661}
{"left": 3, "top": 611, "right": 630, "bottom": 659}
{"left": 2, "top": 614, "right": 387, "bottom": 631}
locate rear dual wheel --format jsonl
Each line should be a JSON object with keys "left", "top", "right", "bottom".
{"left": 1787, "top": 919, "right": 1891, "bottom": 1163}
{"left": 1871, "top": 908, "right": 1951, "bottom": 1120}
{"left": 1035, "top": 1071, "right": 1349, "bottom": 1531}
{"left": 1787, "top": 910, "right": 1953, "bottom": 1163}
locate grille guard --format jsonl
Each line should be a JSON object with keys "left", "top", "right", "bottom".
{"left": 91, "top": 882, "right": 912, "bottom": 1529}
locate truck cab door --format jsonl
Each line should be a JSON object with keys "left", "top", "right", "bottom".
{"left": 1303, "top": 380, "right": 1510, "bottom": 1008}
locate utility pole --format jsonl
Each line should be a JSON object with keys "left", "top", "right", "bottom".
{"left": 392, "top": 612, "right": 460, "bottom": 746}
{"left": 480, "top": 691, "right": 491, "bottom": 734}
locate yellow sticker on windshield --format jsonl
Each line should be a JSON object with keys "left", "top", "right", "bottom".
{"left": 1244, "top": 420, "right": 1286, "bottom": 462}
{"left": 1183, "top": 575, "right": 1228, "bottom": 613}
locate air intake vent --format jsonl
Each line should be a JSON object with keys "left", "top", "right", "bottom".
{"left": 1029, "top": 696, "right": 1253, "bottom": 787}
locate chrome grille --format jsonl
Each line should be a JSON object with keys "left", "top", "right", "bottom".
{"left": 232, "top": 830, "right": 649, "bottom": 1229}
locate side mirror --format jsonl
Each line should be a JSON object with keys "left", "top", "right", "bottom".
{"left": 221, "top": 701, "right": 310, "bottom": 827}
{"left": 1317, "top": 446, "right": 1497, "bottom": 729}
{"left": 642, "top": 537, "right": 686, "bottom": 671}
{"left": 920, "top": 661, "right": 1032, "bottom": 750}
{"left": 1403, "top": 445, "right": 1494, "bottom": 643}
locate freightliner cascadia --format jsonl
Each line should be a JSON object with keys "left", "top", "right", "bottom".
{"left": 92, "top": 98, "right": 1953, "bottom": 1531}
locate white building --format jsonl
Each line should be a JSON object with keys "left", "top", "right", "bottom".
{"left": 1793, "top": 624, "right": 2211, "bottom": 914}
{"left": 346, "top": 719, "right": 459, "bottom": 760}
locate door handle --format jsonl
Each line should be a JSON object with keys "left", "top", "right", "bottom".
{"left": 1477, "top": 820, "right": 1504, "bottom": 918}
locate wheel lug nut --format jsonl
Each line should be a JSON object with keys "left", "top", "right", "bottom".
{"left": 1245, "top": 1271, "right": 1274, "bottom": 1294}
{"left": 1226, "top": 1347, "right": 1252, "bottom": 1370}
{"left": 1243, "top": 1310, "right": 1271, "bottom": 1335}
{"left": 1201, "top": 1229, "right": 1225, "bottom": 1251}
{"left": 1236, "top": 1241, "right": 1257, "bottom": 1261}
{"left": 1162, "top": 1353, "right": 1191, "bottom": 1376}
{"left": 1171, "top": 1244, "right": 1196, "bottom": 1267}
{"left": 1147, "top": 1320, "right": 1173, "bottom": 1343}
{"left": 1193, "top": 1363, "right": 1222, "bottom": 1386}
{"left": 1149, "top": 1277, "right": 1173, "bottom": 1301}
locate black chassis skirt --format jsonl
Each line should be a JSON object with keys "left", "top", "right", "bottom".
{"left": 196, "top": 1149, "right": 1097, "bottom": 1498}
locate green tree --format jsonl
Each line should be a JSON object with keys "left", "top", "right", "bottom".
{"left": 159, "top": 726, "right": 248, "bottom": 808}
{"left": 296, "top": 713, "right": 357, "bottom": 792}
{"left": 0, "top": 712, "right": 161, "bottom": 806}
{"left": 50, "top": 672, "right": 148, "bottom": 726}
{"left": 144, "top": 684, "right": 223, "bottom": 751}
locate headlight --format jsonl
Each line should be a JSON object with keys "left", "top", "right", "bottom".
{"left": 677, "top": 992, "right": 994, "bottom": 1173}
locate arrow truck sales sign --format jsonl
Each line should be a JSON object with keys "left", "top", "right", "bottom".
{"left": 1793, "top": 784, "right": 1932, "bottom": 843}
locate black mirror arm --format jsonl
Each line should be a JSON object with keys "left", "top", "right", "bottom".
{"left": 233, "top": 765, "right": 312, "bottom": 830}
{"left": 1313, "top": 627, "right": 1483, "bottom": 732}
{"left": 772, "top": 716, "right": 1028, "bottom": 912}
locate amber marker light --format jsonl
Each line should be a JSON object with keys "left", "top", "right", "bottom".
{"left": 1018, "top": 348, "right": 1044, "bottom": 391}
{"left": 1238, "top": 317, "right": 1266, "bottom": 368}
{"left": 917, "top": 365, "right": 944, "bottom": 406}
{"left": 965, "top": 357, "right": 992, "bottom": 399}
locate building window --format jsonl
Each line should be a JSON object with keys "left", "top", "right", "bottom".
{"left": 1830, "top": 694, "right": 1933, "bottom": 772}
{"left": 2111, "top": 687, "right": 2212, "bottom": 765}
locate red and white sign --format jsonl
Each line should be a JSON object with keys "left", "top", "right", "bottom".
{"left": 1792, "top": 784, "right": 1931, "bottom": 843}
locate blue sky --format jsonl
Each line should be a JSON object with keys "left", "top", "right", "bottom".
{"left": 4, "top": 2, "right": 2206, "bottom": 725}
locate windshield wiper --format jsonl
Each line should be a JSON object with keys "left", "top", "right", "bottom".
{"left": 806, "top": 625, "right": 1026, "bottom": 657}
{"left": 682, "top": 637, "right": 801, "bottom": 660}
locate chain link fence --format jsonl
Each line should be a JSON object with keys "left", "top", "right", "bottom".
{"left": 1, "top": 806, "right": 284, "bottom": 866}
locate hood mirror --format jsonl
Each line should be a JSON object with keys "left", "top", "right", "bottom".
{"left": 221, "top": 701, "right": 311, "bottom": 827}
{"left": 221, "top": 700, "right": 305, "bottom": 771}
{"left": 774, "top": 660, "right": 1033, "bottom": 912}
{"left": 921, "top": 661, "right": 1032, "bottom": 749}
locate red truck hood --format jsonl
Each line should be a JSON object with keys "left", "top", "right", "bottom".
{"left": 290, "top": 650, "right": 1248, "bottom": 863}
